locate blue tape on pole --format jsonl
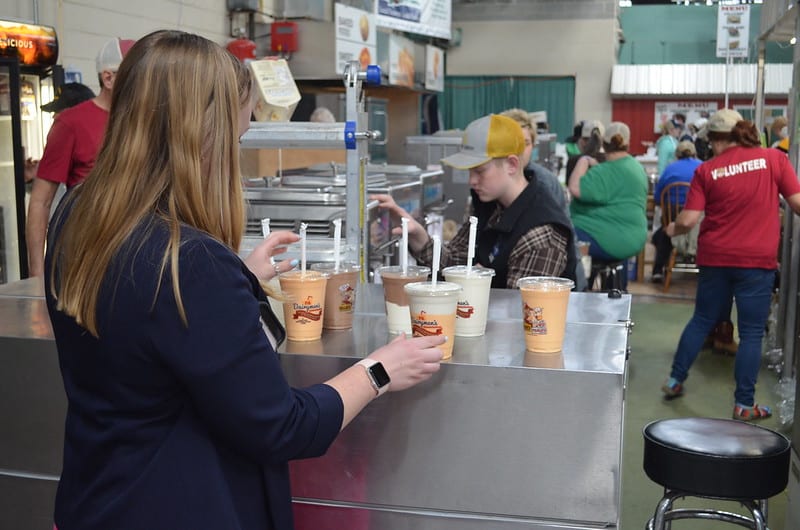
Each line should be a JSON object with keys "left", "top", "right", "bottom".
{"left": 345, "top": 121, "right": 356, "bottom": 150}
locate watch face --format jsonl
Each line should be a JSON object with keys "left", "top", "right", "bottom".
{"left": 369, "top": 362, "right": 391, "bottom": 388}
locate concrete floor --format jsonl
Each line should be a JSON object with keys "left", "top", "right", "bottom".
{"left": 620, "top": 271, "right": 790, "bottom": 529}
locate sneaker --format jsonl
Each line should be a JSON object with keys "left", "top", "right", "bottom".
{"left": 651, "top": 273, "right": 664, "bottom": 284}
{"left": 733, "top": 403, "right": 772, "bottom": 421}
{"left": 661, "top": 378, "right": 684, "bottom": 399}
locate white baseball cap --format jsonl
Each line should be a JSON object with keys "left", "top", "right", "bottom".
{"left": 96, "top": 37, "right": 136, "bottom": 73}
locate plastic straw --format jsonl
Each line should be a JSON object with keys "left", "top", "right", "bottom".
{"left": 333, "top": 218, "right": 342, "bottom": 273}
{"left": 401, "top": 217, "right": 409, "bottom": 275}
{"left": 260, "top": 218, "right": 271, "bottom": 239}
{"left": 300, "top": 223, "right": 307, "bottom": 274}
{"left": 467, "top": 216, "right": 477, "bottom": 275}
{"left": 431, "top": 235, "right": 441, "bottom": 288}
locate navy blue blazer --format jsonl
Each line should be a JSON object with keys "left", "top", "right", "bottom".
{"left": 45, "top": 215, "right": 344, "bottom": 530}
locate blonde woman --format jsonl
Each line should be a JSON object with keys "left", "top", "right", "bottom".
{"left": 46, "top": 30, "right": 443, "bottom": 530}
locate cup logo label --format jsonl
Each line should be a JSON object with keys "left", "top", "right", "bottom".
{"left": 411, "top": 310, "right": 443, "bottom": 336}
{"left": 337, "top": 283, "right": 355, "bottom": 312}
{"left": 456, "top": 300, "right": 474, "bottom": 319}
{"left": 523, "top": 303, "right": 548, "bottom": 335}
{"left": 293, "top": 295, "right": 323, "bottom": 324}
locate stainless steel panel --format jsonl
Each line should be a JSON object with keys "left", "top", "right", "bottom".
{"left": 239, "top": 121, "right": 349, "bottom": 150}
{"left": 291, "top": 501, "right": 612, "bottom": 530}
{"left": 281, "top": 317, "right": 626, "bottom": 374}
{"left": 284, "top": 322, "right": 626, "bottom": 524}
{"left": 0, "top": 337, "right": 63, "bottom": 474}
{"left": 0, "top": 276, "right": 43, "bottom": 298}
{"left": 0, "top": 474, "right": 58, "bottom": 530}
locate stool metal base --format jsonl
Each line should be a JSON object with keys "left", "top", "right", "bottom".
{"left": 589, "top": 261, "right": 624, "bottom": 292}
{"left": 646, "top": 489, "right": 768, "bottom": 530}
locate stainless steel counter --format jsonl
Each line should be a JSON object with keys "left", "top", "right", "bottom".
{"left": 0, "top": 278, "right": 631, "bottom": 530}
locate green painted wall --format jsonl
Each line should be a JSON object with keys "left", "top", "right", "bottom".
{"left": 618, "top": 5, "right": 794, "bottom": 65}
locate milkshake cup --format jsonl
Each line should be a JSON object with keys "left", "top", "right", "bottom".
{"left": 278, "top": 270, "right": 328, "bottom": 341}
{"left": 377, "top": 265, "right": 430, "bottom": 335}
{"left": 516, "top": 276, "right": 574, "bottom": 353}
{"left": 442, "top": 266, "right": 496, "bottom": 337}
{"left": 310, "top": 262, "right": 360, "bottom": 330}
{"left": 404, "top": 281, "right": 462, "bottom": 359}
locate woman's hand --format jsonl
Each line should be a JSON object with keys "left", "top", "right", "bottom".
{"left": 665, "top": 222, "right": 676, "bottom": 237}
{"left": 370, "top": 193, "right": 430, "bottom": 252}
{"left": 367, "top": 333, "right": 446, "bottom": 392}
{"left": 243, "top": 230, "right": 300, "bottom": 281}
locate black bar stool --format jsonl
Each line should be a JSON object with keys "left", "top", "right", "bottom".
{"left": 588, "top": 259, "right": 624, "bottom": 291}
{"left": 643, "top": 417, "right": 790, "bottom": 530}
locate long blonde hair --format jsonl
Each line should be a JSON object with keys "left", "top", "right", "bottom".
{"left": 50, "top": 30, "right": 250, "bottom": 336}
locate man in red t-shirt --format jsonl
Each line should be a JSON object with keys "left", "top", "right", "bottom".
{"left": 26, "top": 37, "right": 135, "bottom": 277}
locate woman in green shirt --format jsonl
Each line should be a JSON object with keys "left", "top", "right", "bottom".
{"left": 568, "top": 121, "right": 648, "bottom": 289}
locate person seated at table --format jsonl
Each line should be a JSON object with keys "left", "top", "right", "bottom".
{"left": 568, "top": 122, "right": 648, "bottom": 290}
{"left": 372, "top": 113, "right": 577, "bottom": 289}
{"left": 500, "top": 108, "right": 586, "bottom": 291}
{"left": 650, "top": 140, "right": 702, "bottom": 283}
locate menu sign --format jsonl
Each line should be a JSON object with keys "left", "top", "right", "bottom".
{"left": 0, "top": 20, "right": 58, "bottom": 67}
{"left": 388, "top": 34, "right": 415, "bottom": 88}
{"left": 377, "top": 0, "right": 451, "bottom": 40}
{"left": 716, "top": 4, "right": 749, "bottom": 59}
{"left": 424, "top": 45, "right": 443, "bottom": 92}
{"left": 335, "top": 4, "right": 376, "bottom": 76}
{"left": 653, "top": 101, "right": 718, "bottom": 134}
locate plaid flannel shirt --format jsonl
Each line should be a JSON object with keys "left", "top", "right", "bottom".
{"left": 412, "top": 206, "right": 568, "bottom": 289}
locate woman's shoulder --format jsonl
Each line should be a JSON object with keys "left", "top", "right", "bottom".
{"left": 125, "top": 217, "right": 240, "bottom": 275}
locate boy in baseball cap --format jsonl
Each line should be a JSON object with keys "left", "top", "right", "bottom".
{"left": 372, "top": 114, "right": 577, "bottom": 289}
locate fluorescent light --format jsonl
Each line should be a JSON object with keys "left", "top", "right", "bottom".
{"left": 791, "top": 37, "right": 797, "bottom": 45}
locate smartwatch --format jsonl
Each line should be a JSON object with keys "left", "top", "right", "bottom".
{"left": 357, "top": 359, "right": 391, "bottom": 396}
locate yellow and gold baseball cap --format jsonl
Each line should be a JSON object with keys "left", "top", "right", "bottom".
{"left": 441, "top": 114, "right": 526, "bottom": 170}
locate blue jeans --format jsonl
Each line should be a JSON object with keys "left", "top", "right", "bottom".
{"left": 574, "top": 227, "right": 629, "bottom": 290}
{"left": 670, "top": 266, "right": 775, "bottom": 406}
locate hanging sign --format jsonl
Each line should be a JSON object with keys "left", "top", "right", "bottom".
{"left": 0, "top": 20, "right": 59, "bottom": 67}
{"left": 716, "top": 4, "right": 749, "bottom": 59}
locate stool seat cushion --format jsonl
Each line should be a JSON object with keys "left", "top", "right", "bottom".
{"left": 643, "top": 418, "right": 791, "bottom": 500}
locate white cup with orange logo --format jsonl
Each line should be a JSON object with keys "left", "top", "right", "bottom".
{"left": 442, "top": 266, "right": 495, "bottom": 337}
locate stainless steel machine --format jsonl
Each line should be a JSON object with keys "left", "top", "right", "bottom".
{"left": 0, "top": 279, "right": 631, "bottom": 530}
{"left": 244, "top": 162, "right": 446, "bottom": 278}
{"left": 405, "top": 133, "right": 470, "bottom": 226}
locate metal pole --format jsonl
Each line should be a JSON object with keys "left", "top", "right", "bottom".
{"left": 782, "top": 10, "right": 800, "bottom": 379}
{"left": 724, "top": 50, "right": 731, "bottom": 109}
{"left": 754, "top": 40, "right": 766, "bottom": 139}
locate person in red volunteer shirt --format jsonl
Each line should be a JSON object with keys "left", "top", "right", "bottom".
{"left": 661, "top": 109, "right": 800, "bottom": 421}
{"left": 26, "top": 37, "right": 136, "bottom": 277}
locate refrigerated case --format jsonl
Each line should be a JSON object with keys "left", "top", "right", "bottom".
{"left": 0, "top": 21, "right": 60, "bottom": 284}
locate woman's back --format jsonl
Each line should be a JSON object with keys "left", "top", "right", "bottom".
{"left": 570, "top": 155, "right": 648, "bottom": 259}
{"left": 688, "top": 145, "right": 797, "bottom": 268}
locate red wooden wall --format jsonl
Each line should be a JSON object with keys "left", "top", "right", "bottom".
{"left": 612, "top": 97, "right": 789, "bottom": 156}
